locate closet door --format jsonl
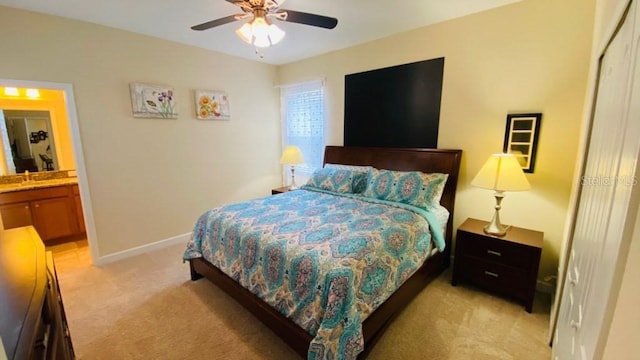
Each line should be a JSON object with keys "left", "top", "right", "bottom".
{"left": 553, "top": 2, "right": 640, "bottom": 359}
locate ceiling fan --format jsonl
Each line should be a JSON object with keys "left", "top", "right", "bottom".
{"left": 191, "top": 0, "right": 338, "bottom": 48}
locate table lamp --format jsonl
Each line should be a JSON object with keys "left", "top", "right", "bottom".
{"left": 471, "top": 153, "right": 531, "bottom": 236}
{"left": 280, "top": 145, "right": 305, "bottom": 190}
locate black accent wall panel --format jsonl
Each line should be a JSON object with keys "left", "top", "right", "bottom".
{"left": 344, "top": 57, "right": 444, "bottom": 148}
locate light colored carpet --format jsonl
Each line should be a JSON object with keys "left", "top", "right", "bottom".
{"left": 50, "top": 241, "right": 552, "bottom": 359}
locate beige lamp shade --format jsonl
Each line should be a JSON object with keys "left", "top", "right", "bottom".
{"left": 471, "top": 153, "right": 530, "bottom": 191}
{"left": 280, "top": 145, "right": 305, "bottom": 165}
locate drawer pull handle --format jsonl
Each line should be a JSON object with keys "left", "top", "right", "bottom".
{"left": 484, "top": 271, "right": 499, "bottom": 278}
{"left": 487, "top": 250, "right": 502, "bottom": 256}
{"left": 571, "top": 319, "right": 581, "bottom": 330}
{"left": 568, "top": 272, "right": 578, "bottom": 286}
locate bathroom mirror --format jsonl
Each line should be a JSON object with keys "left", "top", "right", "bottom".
{"left": 0, "top": 87, "right": 76, "bottom": 176}
{"left": 1, "top": 110, "right": 58, "bottom": 174}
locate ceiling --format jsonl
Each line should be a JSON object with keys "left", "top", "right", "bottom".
{"left": 0, "top": 0, "right": 521, "bottom": 65}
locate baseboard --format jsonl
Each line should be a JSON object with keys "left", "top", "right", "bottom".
{"left": 536, "top": 280, "right": 555, "bottom": 294}
{"left": 94, "top": 232, "right": 192, "bottom": 266}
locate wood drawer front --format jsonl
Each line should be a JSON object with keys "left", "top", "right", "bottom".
{"left": 460, "top": 256, "right": 528, "bottom": 300}
{"left": 459, "top": 231, "right": 533, "bottom": 269}
{"left": 0, "top": 203, "right": 33, "bottom": 229}
{"left": 0, "top": 186, "right": 70, "bottom": 204}
{"left": 34, "top": 197, "right": 77, "bottom": 241}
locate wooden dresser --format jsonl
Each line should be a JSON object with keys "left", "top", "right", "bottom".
{"left": 0, "top": 226, "right": 75, "bottom": 359}
{"left": 452, "top": 218, "right": 543, "bottom": 312}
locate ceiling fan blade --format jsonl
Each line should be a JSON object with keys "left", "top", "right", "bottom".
{"left": 191, "top": 15, "right": 239, "bottom": 31}
{"left": 276, "top": 10, "right": 338, "bottom": 29}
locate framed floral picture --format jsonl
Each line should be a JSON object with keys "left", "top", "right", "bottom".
{"left": 195, "top": 90, "right": 231, "bottom": 120}
{"left": 129, "top": 83, "right": 178, "bottom": 119}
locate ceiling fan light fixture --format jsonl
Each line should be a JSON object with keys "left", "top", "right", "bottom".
{"left": 236, "top": 22, "right": 253, "bottom": 44}
{"left": 235, "top": 15, "right": 285, "bottom": 48}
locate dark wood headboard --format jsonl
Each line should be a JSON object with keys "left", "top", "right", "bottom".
{"left": 323, "top": 146, "right": 462, "bottom": 253}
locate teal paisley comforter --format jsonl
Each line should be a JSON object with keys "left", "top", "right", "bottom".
{"left": 183, "top": 188, "right": 445, "bottom": 360}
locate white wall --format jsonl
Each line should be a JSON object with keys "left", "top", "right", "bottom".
{"left": 277, "top": 0, "right": 595, "bottom": 282}
{"left": 0, "top": 6, "right": 282, "bottom": 257}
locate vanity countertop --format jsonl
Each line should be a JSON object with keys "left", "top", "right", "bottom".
{"left": 0, "top": 177, "right": 78, "bottom": 193}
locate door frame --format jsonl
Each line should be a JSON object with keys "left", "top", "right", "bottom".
{"left": 0, "top": 78, "right": 99, "bottom": 263}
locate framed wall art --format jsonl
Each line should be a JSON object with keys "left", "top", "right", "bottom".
{"left": 129, "top": 83, "right": 178, "bottom": 119}
{"left": 195, "top": 90, "right": 231, "bottom": 120}
{"left": 503, "top": 113, "right": 542, "bottom": 173}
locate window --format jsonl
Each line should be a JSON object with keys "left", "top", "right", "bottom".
{"left": 281, "top": 79, "right": 325, "bottom": 178}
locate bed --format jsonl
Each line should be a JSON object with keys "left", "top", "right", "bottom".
{"left": 184, "top": 146, "right": 462, "bottom": 359}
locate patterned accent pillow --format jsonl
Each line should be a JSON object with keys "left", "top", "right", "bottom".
{"left": 362, "top": 169, "right": 449, "bottom": 208}
{"left": 324, "top": 164, "right": 372, "bottom": 193}
{"left": 304, "top": 168, "right": 369, "bottom": 194}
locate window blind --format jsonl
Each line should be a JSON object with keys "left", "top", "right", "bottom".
{"left": 281, "top": 80, "right": 325, "bottom": 177}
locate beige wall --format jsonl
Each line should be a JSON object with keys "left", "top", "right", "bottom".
{"left": 0, "top": 6, "right": 282, "bottom": 257}
{"left": 277, "top": 0, "right": 595, "bottom": 282}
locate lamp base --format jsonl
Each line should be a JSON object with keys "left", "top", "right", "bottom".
{"left": 289, "top": 165, "right": 298, "bottom": 190}
{"left": 483, "top": 219, "right": 508, "bottom": 236}
{"left": 483, "top": 191, "right": 508, "bottom": 236}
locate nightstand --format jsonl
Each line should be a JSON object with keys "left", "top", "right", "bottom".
{"left": 452, "top": 218, "right": 543, "bottom": 312}
{"left": 271, "top": 186, "right": 291, "bottom": 195}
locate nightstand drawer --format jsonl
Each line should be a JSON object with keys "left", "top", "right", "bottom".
{"left": 271, "top": 186, "right": 290, "bottom": 195}
{"left": 453, "top": 218, "right": 543, "bottom": 312}
{"left": 459, "top": 232, "right": 532, "bottom": 269}
{"left": 461, "top": 256, "right": 528, "bottom": 299}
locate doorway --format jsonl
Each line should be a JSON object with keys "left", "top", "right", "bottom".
{"left": 0, "top": 79, "right": 98, "bottom": 264}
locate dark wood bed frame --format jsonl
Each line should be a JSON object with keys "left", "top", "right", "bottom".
{"left": 189, "top": 146, "right": 462, "bottom": 358}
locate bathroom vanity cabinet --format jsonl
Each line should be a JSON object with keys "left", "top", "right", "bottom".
{"left": 0, "top": 184, "right": 85, "bottom": 242}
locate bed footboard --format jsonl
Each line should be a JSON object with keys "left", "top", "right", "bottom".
{"left": 189, "top": 257, "right": 313, "bottom": 357}
{"left": 188, "top": 251, "right": 447, "bottom": 359}
{"left": 189, "top": 260, "right": 203, "bottom": 281}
